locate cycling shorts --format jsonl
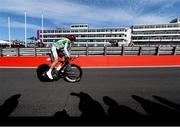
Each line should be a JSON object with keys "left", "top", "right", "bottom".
{"left": 51, "top": 46, "right": 65, "bottom": 60}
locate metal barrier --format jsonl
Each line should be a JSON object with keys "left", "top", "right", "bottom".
{"left": 0, "top": 46, "right": 180, "bottom": 56}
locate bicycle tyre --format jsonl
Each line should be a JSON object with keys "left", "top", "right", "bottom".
{"left": 64, "top": 64, "right": 83, "bottom": 83}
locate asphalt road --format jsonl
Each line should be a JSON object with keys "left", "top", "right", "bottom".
{"left": 0, "top": 67, "right": 180, "bottom": 117}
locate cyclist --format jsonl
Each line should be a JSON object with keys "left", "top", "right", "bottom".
{"left": 46, "top": 35, "right": 76, "bottom": 79}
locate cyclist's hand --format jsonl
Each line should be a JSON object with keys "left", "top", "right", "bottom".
{"left": 65, "top": 56, "right": 79, "bottom": 61}
{"left": 74, "top": 55, "right": 79, "bottom": 58}
{"left": 70, "top": 56, "right": 79, "bottom": 60}
{"left": 69, "top": 57, "right": 74, "bottom": 60}
{"left": 64, "top": 56, "right": 70, "bottom": 60}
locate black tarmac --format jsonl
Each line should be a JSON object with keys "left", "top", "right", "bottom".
{"left": 0, "top": 67, "right": 180, "bottom": 118}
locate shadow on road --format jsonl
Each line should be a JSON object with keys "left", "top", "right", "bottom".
{"left": 132, "top": 95, "right": 180, "bottom": 120}
{"left": 0, "top": 92, "right": 180, "bottom": 125}
{"left": 0, "top": 94, "right": 21, "bottom": 117}
{"left": 54, "top": 92, "right": 180, "bottom": 125}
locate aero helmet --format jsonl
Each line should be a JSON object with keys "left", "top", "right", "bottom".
{"left": 66, "top": 35, "right": 76, "bottom": 42}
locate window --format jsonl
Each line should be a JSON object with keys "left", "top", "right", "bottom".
{"left": 97, "top": 29, "right": 101, "bottom": 32}
{"left": 101, "top": 29, "right": 105, "bottom": 32}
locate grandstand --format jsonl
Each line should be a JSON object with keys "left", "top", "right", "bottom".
{"left": 131, "top": 18, "right": 180, "bottom": 46}
{"left": 37, "top": 24, "right": 131, "bottom": 47}
{"left": 37, "top": 18, "right": 180, "bottom": 47}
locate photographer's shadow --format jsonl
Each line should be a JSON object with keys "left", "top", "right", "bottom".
{"left": 132, "top": 95, "right": 180, "bottom": 121}
{"left": 103, "top": 96, "right": 141, "bottom": 120}
{"left": 54, "top": 92, "right": 180, "bottom": 122}
{"left": 54, "top": 92, "right": 107, "bottom": 120}
{"left": 0, "top": 94, "right": 21, "bottom": 118}
{"left": 70, "top": 92, "right": 107, "bottom": 120}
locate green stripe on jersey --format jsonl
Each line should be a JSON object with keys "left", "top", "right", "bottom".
{"left": 53, "top": 38, "right": 70, "bottom": 49}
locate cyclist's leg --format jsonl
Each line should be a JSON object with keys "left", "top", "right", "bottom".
{"left": 47, "top": 46, "right": 58, "bottom": 79}
{"left": 56, "top": 50, "right": 65, "bottom": 71}
{"left": 50, "top": 46, "right": 59, "bottom": 69}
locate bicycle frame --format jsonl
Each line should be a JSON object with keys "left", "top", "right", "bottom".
{"left": 47, "top": 53, "right": 78, "bottom": 75}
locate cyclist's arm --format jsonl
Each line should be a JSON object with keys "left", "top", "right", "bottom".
{"left": 63, "top": 42, "right": 70, "bottom": 58}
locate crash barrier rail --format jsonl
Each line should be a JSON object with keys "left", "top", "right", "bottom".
{"left": 0, "top": 45, "right": 180, "bottom": 56}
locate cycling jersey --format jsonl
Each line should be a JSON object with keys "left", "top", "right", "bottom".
{"left": 52, "top": 38, "right": 70, "bottom": 49}
{"left": 52, "top": 38, "right": 71, "bottom": 58}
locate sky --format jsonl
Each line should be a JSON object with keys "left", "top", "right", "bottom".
{"left": 0, "top": 0, "right": 180, "bottom": 40}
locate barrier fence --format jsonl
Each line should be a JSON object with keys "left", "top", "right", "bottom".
{"left": 0, "top": 46, "right": 180, "bottom": 56}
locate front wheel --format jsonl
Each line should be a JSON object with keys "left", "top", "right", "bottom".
{"left": 64, "top": 64, "right": 83, "bottom": 83}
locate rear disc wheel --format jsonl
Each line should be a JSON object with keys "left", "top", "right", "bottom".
{"left": 36, "top": 64, "right": 52, "bottom": 82}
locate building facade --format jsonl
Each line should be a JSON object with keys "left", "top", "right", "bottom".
{"left": 37, "top": 24, "right": 131, "bottom": 47}
{"left": 131, "top": 18, "right": 180, "bottom": 46}
{"left": 37, "top": 18, "right": 180, "bottom": 47}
